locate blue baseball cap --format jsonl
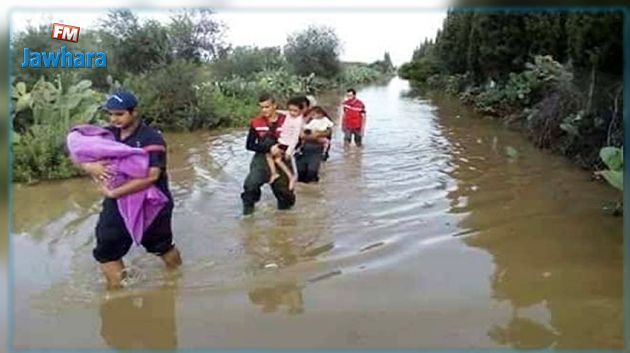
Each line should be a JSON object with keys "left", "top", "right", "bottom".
{"left": 104, "top": 91, "right": 138, "bottom": 110}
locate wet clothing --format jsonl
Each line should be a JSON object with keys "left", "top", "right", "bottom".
{"left": 93, "top": 121, "right": 174, "bottom": 263}
{"left": 296, "top": 141, "right": 324, "bottom": 183}
{"left": 296, "top": 116, "right": 332, "bottom": 182}
{"left": 343, "top": 128, "right": 363, "bottom": 147}
{"left": 277, "top": 115, "right": 303, "bottom": 156}
{"left": 342, "top": 98, "right": 366, "bottom": 130}
{"left": 95, "top": 200, "right": 174, "bottom": 263}
{"left": 241, "top": 114, "right": 296, "bottom": 211}
{"left": 304, "top": 116, "right": 334, "bottom": 133}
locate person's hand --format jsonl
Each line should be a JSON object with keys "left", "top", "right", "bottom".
{"left": 96, "top": 182, "right": 118, "bottom": 199}
{"left": 83, "top": 161, "right": 113, "bottom": 182}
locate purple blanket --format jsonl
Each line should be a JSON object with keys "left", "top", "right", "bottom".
{"left": 66, "top": 124, "right": 169, "bottom": 245}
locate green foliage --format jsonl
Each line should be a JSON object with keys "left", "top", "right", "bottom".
{"left": 215, "top": 68, "right": 316, "bottom": 99}
{"left": 124, "top": 60, "right": 291, "bottom": 131}
{"left": 196, "top": 83, "right": 258, "bottom": 128}
{"left": 436, "top": 11, "right": 474, "bottom": 75}
{"left": 124, "top": 60, "right": 207, "bottom": 131}
{"left": 168, "top": 9, "right": 228, "bottom": 62}
{"left": 471, "top": 55, "right": 572, "bottom": 115}
{"left": 565, "top": 12, "right": 623, "bottom": 75}
{"left": 600, "top": 147, "right": 622, "bottom": 171}
{"left": 254, "top": 69, "right": 316, "bottom": 98}
{"left": 401, "top": 10, "right": 623, "bottom": 171}
{"left": 369, "top": 52, "right": 396, "bottom": 74}
{"left": 399, "top": 57, "right": 440, "bottom": 83}
{"left": 211, "top": 46, "right": 285, "bottom": 80}
{"left": 505, "top": 146, "right": 519, "bottom": 160}
{"left": 596, "top": 147, "right": 623, "bottom": 191}
{"left": 338, "top": 64, "right": 383, "bottom": 87}
{"left": 284, "top": 25, "right": 341, "bottom": 79}
{"left": 99, "top": 10, "right": 172, "bottom": 78}
{"left": 404, "top": 10, "right": 622, "bottom": 83}
{"left": 400, "top": 40, "right": 441, "bottom": 83}
{"left": 426, "top": 73, "right": 469, "bottom": 96}
{"left": 12, "top": 76, "right": 103, "bottom": 182}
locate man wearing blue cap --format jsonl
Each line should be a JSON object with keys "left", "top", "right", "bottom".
{"left": 80, "top": 91, "right": 182, "bottom": 288}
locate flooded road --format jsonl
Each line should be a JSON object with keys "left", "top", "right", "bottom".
{"left": 11, "top": 78, "right": 622, "bottom": 349}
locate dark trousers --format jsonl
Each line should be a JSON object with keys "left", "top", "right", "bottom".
{"left": 343, "top": 128, "right": 362, "bottom": 146}
{"left": 296, "top": 142, "right": 323, "bottom": 183}
{"left": 241, "top": 152, "right": 296, "bottom": 210}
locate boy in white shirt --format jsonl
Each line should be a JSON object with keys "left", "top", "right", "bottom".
{"left": 303, "top": 106, "right": 334, "bottom": 160}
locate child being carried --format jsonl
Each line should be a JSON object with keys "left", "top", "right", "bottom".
{"left": 266, "top": 97, "right": 305, "bottom": 190}
{"left": 304, "top": 106, "right": 334, "bottom": 161}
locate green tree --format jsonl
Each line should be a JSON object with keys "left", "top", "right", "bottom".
{"left": 168, "top": 9, "right": 228, "bottom": 62}
{"left": 383, "top": 52, "right": 394, "bottom": 72}
{"left": 565, "top": 11, "right": 623, "bottom": 75}
{"left": 436, "top": 10, "right": 473, "bottom": 74}
{"left": 211, "top": 46, "right": 285, "bottom": 80}
{"left": 99, "top": 10, "right": 172, "bottom": 79}
{"left": 284, "top": 25, "right": 341, "bottom": 79}
{"left": 466, "top": 12, "right": 529, "bottom": 82}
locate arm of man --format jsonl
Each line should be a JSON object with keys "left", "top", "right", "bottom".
{"left": 312, "top": 127, "right": 332, "bottom": 139}
{"left": 361, "top": 112, "right": 366, "bottom": 135}
{"left": 79, "top": 161, "right": 114, "bottom": 182}
{"left": 246, "top": 126, "right": 274, "bottom": 153}
{"left": 102, "top": 167, "right": 161, "bottom": 198}
{"left": 339, "top": 105, "right": 346, "bottom": 131}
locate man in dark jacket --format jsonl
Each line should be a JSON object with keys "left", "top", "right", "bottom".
{"left": 241, "top": 93, "right": 296, "bottom": 215}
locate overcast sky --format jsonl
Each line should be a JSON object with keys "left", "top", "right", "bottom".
{"left": 11, "top": 6, "right": 447, "bottom": 65}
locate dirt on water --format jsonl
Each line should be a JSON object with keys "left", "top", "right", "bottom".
{"left": 11, "top": 78, "right": 622, "bottom": 349}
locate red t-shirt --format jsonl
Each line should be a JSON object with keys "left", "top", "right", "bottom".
{"left": 342, "top": 98, "right": 366, "bottom": 129}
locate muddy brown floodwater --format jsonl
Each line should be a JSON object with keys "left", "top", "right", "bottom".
{"left": 11, "top": 78, "right": 622, "bottom": 349}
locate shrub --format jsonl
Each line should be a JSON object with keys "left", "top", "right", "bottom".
{"left": 12, "top": 76, "right": 103, "bottom": 182}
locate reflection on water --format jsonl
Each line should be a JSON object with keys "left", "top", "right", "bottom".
{"left": 99, "top": 285, "right": 178, "bottom": 350}
{"left": 11, "top": 78, "right": 622, "bottom": 349}
{"left": 240, "top": 199, "right": 332, "bottom": 316}
{"left": 248, "top": 283, "right": 304, "bottom": 315}
{"left": 434, "top": 93, "right": 623, "bottom": 348}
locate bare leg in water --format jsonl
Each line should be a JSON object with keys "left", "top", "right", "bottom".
{"left": 274, "top": 156, "right": 296, "bottom": 190}
{"left": 266, "top": 153, "right": 280, "bottom": 184}
{"left": 100, "top": 246, "right": 182, "bottom": 289}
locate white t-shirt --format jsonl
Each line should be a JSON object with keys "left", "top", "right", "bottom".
{"left": 278, "top": 115, "right": 304, "bottom": 155}
{"left": 304, "top": 117, "right": 334, "bottom": 132}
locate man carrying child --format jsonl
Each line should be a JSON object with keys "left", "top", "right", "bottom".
{"left": 241, "top": 93, "right": 297, "bottom": 216}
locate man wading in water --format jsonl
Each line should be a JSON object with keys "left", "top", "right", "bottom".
{"left": 341, "top": 88, "right": 366, "bottom": 147}
{"left": 241, "top": 93, "right": 296, "bottom": 215}
{"left": 75, "top": 92, "right": 182, "bottom": 289}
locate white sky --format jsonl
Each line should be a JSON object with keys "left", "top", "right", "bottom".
{"left": 10, "top": 3, "right": 447, "bottom": 65}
